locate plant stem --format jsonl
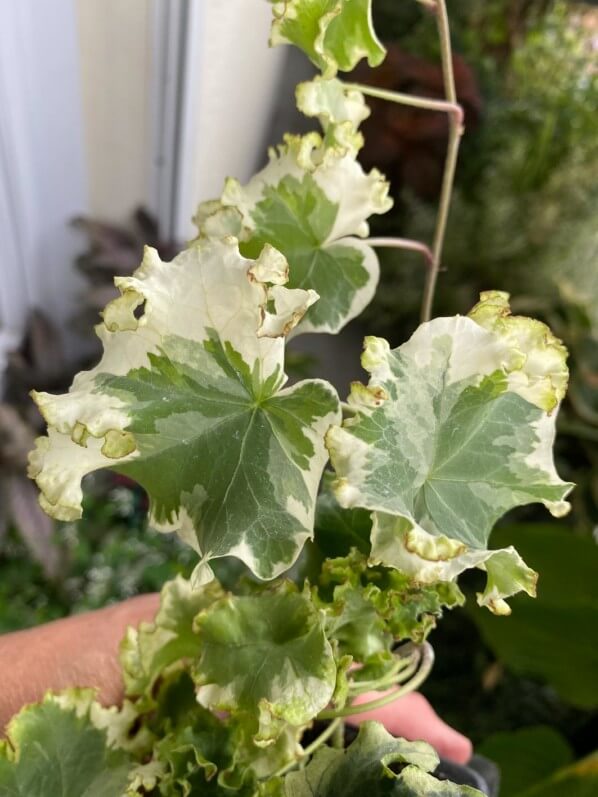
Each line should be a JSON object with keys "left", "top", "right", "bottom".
{"left": 340, "top": 401, "right": 358, "bottom": 416}
{"left": 365, "top": 237, "right": 434, "bottom": 268}
{"left": 348, "top": 652, "right": 418, "bottom": 694}
{"left": 420, "top": 0, "right": 464, "bottom": 323}
{"left": 343, "top": 81, "right": 462, "bottom": 119}
{"left": 272, "top": 718, "right": 342, "bottom": 779}
{"left": 344, "top": 1, "right": 464, "bottom": 324}
{"left": 332, "top": 719, "right": 345, "bottom": 749}
{"left": 318, "top": 643, "right": 435, "bottom": 720}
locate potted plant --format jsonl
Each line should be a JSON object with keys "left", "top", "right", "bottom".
{"left": 1, "top": 1, "right": 572, "bottom": 794}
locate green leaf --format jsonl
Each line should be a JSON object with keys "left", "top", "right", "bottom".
{"left": 270, "top": 0, "right": 386, "bottom": 78}
{"left": 48, "top": 689, "right": 152, "bottom": 756}
{"left": 0, "top": 695, "right": 133, "bottom": 797}
{"left": 120, "top": 576, "right": 221, "bottom": 702}
{"left": 284, "top": 721, "right": 482, "bottom": 796}
{"left": 195, "top": 134, "right": 391, "bottom": 336}
{"left": 315, "top": 473, "right": 372, "bottom": 557}
{"left": 193, "top": 586, "right": 336, "bottom": 742}
{"left": 152, "top": 704, "right": 244, "bottom": 795}
{"left": 476, "top": 726, "right": 573, "bottom": 797}
{"left": 327, "top": 293, "right": 573, "bottom": 613}
{"left": 470, "top": 523, "right": 598, "bottom": 708}
{"left": 29, "top": 239, "right": 340, "bottom": 582}
{"left": 517, "top": 752, "right": 598, "bottom": 797}
{"left": 316, "top": 550, "right": 464, "bottom": 664}
{"left": 321, "top": 576, "right": 390, "bottom": 664}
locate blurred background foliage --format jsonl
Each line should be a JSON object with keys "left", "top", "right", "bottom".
{"left": 0, "top": 1, "right": 596, "bottom": 793}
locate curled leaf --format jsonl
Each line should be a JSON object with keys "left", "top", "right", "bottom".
{"left": 371, "top": 515, "right": 537, "bottom": 616}
{"left": 193, "top": 587, "right": 336, "bottom": 743}
{"left": 284, "top": 721, "right": 482, "bottom": 796}
{"left": 195, "top": 133, "right": 391, "bottom": 335}
{"left": 29, "top": 238, "right": 340, "bottom": 582}
{"left": 120, "top": 576, "right": 221, "bottom": 702}
{"left": 270, "top": 0, "right": 386, "bottom": 78}
{"left": 468, "top": 290, "right": 569, "bottom": 412}
{"left": 327, "top": 295, "right": 573, "bottom": 610}
{"left": 296, "top": 76, "right": 370, "bottom": 154}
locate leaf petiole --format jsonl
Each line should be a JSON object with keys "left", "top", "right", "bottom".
{"left": 271, "top": 717, "right": 343, "bottom": 779}
{"left": 318, "top": 643, "right": 435, "bottom": 720}
{"left": 347, "top": 652, "right": 419, "bottom": 694}
{"left": 364, "top": 237, "right": 434, "bottom": 268}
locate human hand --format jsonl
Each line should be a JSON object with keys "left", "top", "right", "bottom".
{"left": 0, "top": 596, "right": 472, "bottom": 765}
{"left": 0, "top": 593, "right": 160, "bottom": 730}
{"left": 347, "top": 690, "right": 472, "bottom": 764}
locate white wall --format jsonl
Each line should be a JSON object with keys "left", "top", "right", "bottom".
{"left": 0, "top": 0, "right": 88, "bottom": 363}
{"left": 0, "top": 0, "right": 287, "bottom": 371}
{"left": 187, "top": 1, "right": 286, "bottom": 212}
{"left": 74, "top": 0, "right": 287, "bottom": 239}
{"left": 75, "top": 0, "right": 153, "bottom": 222}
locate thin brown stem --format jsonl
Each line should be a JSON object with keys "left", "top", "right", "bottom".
{"left": 343, "top": 81, "right": 463, "bottom": 122}
{"left": 420, "top": 0, "right": 464, "bottom": 322}
{"left": 345, "top": 1, "right": 464, "bottom": 324}
{"left": 365, "top": 237, "right": 434, "bottom": 268}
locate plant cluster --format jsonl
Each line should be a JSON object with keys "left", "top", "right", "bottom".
{"left": 0, "top": 2, "right": 574, "bottom": 795}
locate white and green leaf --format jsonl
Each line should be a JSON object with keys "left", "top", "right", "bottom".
{"left": 284, "top": 721, "right": 483, "bottom": 796}
{"left": 326, "top": 294, "right": 573, "bottom": 611}
{"left": 269, "top": 0, "right": 385, "bottom": 78}
{"left": 371, "top": 515, "right": 538, "bottom": 616}
{"left": 0, "top": 693, "right": 135, "bottom": 797}
{"left": 29, "top": 238, "right": 340, "bottom": 583}
{"left": 193, "top": 586, "right": 336, "bottom": 743}
{"left": 296, "top": 76, "right": 370, "bottom": 155}
{"left": 469, "top": 291, "right": 569, "bottom": 413}
{"left": 195, "top": 133, "right": 392, "bottom": 335}
{"left": 120, "top": 576, "right": 222, "bottom": 702}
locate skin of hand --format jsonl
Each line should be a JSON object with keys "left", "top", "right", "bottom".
{"left": 347, "top": 690, "right": 472, "bottom": 765}
{"left": 0, "top": 595, "right": 471, "bottom": 764}
{"left": 0, "top": 593, "right": 160, "bottom": 730}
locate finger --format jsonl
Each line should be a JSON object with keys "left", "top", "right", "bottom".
{"left": 346, "top": 691, "right": 473, "bottom": 764}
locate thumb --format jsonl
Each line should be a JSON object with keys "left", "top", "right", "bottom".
{"left": 346, "top": 690, "right": 472, "bottom": 764}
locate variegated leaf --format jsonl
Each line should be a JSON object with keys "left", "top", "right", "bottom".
{"left": 193, "top": 586, "right": 336, "bottom": 743}
{"left": 0, "top": 693, "right": 135, "bottom": 796}
{"left": 295, "top": 76, "right": 370, "bottom": 155}
{"left": 371, "top": 515, "right": 538, "bottom": 616}
{"left": 195, "top": 133, "right": 392, "bottom": 335}
{"left": 269, "top": 0, "right": 386, "bottom": 78}
{"left": 284, "top": 721, "right": 482, "bottom": 796}
{"left": 326, "top": 293, "right": 573, "bottom": 611}
{"left": 29, "top": 238, "right": 340, "bottom": 583}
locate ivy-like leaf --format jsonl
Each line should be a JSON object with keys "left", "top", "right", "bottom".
{"left": 195, "top": 133, "right": 392, "bottom": 336}
{"left": 468, "top": 291, "right": 569, "bottom": 413}
{"left": 0, "top": 694, "right": 134, "bottom": 796}
{"left": 327, "top": 294, "right": 573, "bottom": 612}
{"left": 120, "top": 576, "right": 221, "bottom": 703}
{"left": 296, "top": 76, "right": 370, "bottom": 155}
{"left": 193, "top": 586, "right": 336, "bottom": 743}
{"left": 315, "top": 472, "right": 372, "bottom": 557}
{"left": 316, "top": 550, "right": 464, "bottom": 668}
{"left": 284, "top": 721, "right": 482, "bottom": 796}
{"left": 29, "top": 239, "right": 340, "bottom": 583}
{"left": 269, "top": 0, "right": 386, "bottom": 78}
{"left": 371, "top": 515, "right": 539, "bottom": 617}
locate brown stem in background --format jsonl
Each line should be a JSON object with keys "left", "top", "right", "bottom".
{"left": 344, "top": 0, "right": 464, "bottom": 323}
